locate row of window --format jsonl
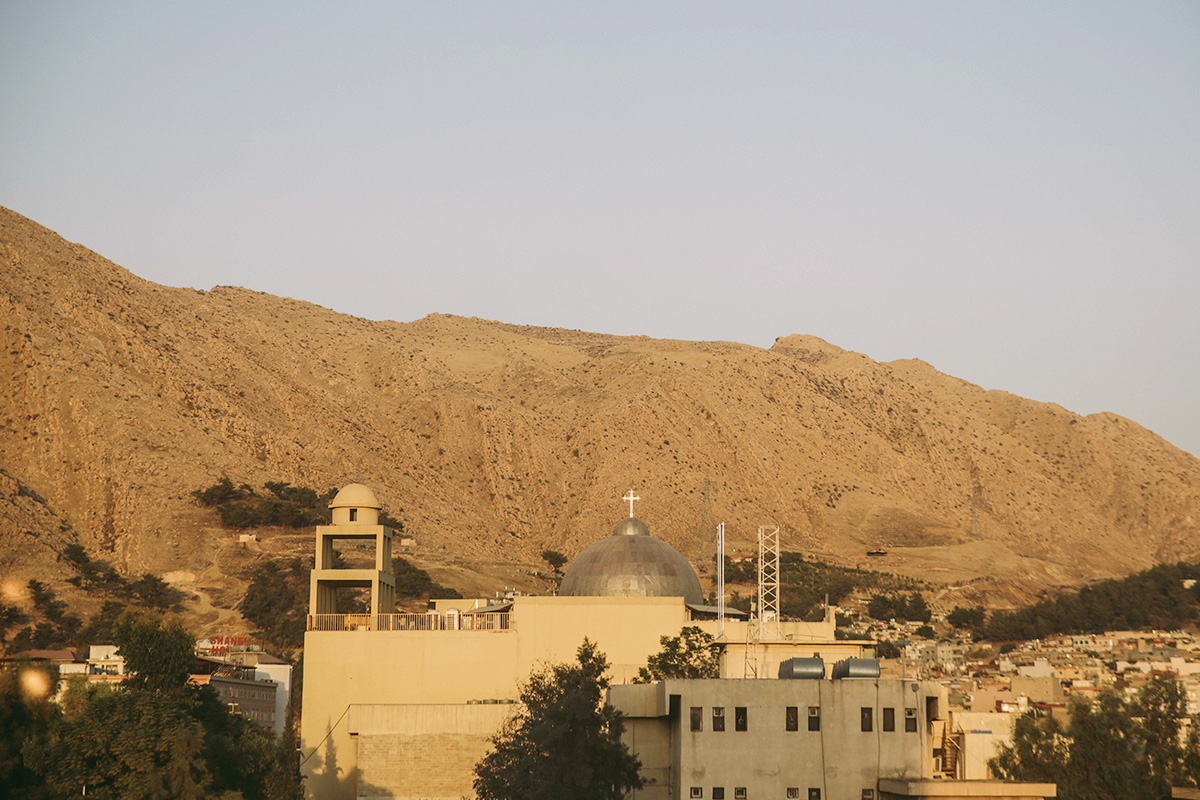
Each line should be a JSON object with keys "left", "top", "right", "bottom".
{"left": 856, "top": 706, "right": 919, "bottom": 733}
{"left": 690, "top": 706, "right": 749, "bottom": 732}
{"left": 690, "top": 788, "right": 746, "bottom": 799}
{"left": 691, "top": 788, "right": 876, "bottom": 799}
{"left": 689, "top": 705, "right": 918, "bottom": 733}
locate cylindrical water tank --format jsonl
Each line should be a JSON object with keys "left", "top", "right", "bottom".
{"left": 777, "top": 657, "right": 825, "bottom": 680}
{"left": 831, "top": 658, "right": 881, "bottom": 679}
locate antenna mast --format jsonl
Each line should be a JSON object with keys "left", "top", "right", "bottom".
{"left": 716, "top": 521, "right": 726, "bottom": 640}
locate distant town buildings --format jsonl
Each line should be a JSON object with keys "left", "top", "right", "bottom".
{"left": 1, "top": 639, "right": 292, "bottom": 734}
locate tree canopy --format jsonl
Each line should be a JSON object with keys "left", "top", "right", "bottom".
{"left": 113, "top": 612, "right": 196, "bottom": 693}
{"left": 983, "top": 562, "right": 1200, "bottom": 640}
{"left": 4, "top": 612, "right": 301, "bottom": 800}
{"left": 634, "top": 626, "right": 721, "bottom": 682}
{"left": 991, "top": 675, "right": 1198, "bottom": 800}
{"left": 473, "top": 639, "right": 642, "bottom": 800}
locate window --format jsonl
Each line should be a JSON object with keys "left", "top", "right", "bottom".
{"left": 862, "top": 791, "right": 875, "bottom": 800}
{"left": 786, "top": 706, "right": 799, "bottom": 731}
{"left": 808, "top": 790, "right": 821, "bottom": 800}
{"left": 883, "top": 707, "right": 895, "bottom": 732}
{"left": 905, "top": 707, "right": 918, "bottom": 732}
{"left": 735, "top": 706, "right": 747, "bottom": 731}
{"left": 713, "top": 789, "right": 725, "bottom": 800}
{"left": 713, "top": 707, "right": 726, "bottom": 732}
{"left": 926, "top": 695, "right": 940, "bottom": 721}
{"left": 690, "top": 789, "right": 703, "bottom": 799}
{"left": 734, "top": 789, "right": 747, "bottom": 800}
{"left": 861, "top": 707, "right": 873, "bottom": 732}
{"left": 691, "top": 707, "right": 703, "bottom": 732}
{"left": 349, "top": 508, "right": 358, "bottom": 522}
{"left": 808, "top": 706, "right": 820, "bottom": 731}
{"left": 787, "top": 790, "right": 800, "bottom": 799}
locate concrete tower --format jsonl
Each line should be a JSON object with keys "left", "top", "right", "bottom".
{"left": 309, "top": 483, "right": 396, "bottom": 617}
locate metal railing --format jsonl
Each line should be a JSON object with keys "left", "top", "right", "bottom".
{"left": 306, "top": 612, "right": 511, "bottom": 632}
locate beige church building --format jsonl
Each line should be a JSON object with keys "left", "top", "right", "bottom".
{"left": 299, "top": 485, "right": 1053, "bottom": 800}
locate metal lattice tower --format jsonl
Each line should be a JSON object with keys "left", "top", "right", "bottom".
{"left": 757, "top": 525, "right": 781, "bottom": 640}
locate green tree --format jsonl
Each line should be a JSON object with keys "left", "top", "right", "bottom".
{"left": 947, "top": 605, "right": 985, "bottom": 630}
{"left": 1136, "top": 675, "right": 1188, "bottom": 797}
{"left": 391, "top": 556, "right": 461, "bottom": 601}
{"left": 112, "top": 612, "right": 195, "bottom": 692}
{"left": 0, "top": 662, "right": 59, "bottom": 799}
{"left": 990, "top": 711, "right": 1069, "bottom": 785}
{"left": 541, "top": 550, "right": 568, "bottom": 575}
{"left": 26, "top": 683, "right": 211, "bottom": 800}
{"left": 240, "top": 562, "right": 306, "bottom": 651}
{"left": 1063, "top": 691, "right": 1143, "bottom": 800}
{"left": 991, "top": 679, "right": 1197, "bottom": 800}
{"left": 634, "top": 626, "right": 720, "bottom": 682}
{"left": 473, "top": 640, "right": 642, "bottom": 800}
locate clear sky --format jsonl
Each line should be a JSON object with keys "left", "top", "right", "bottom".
{"left": 3, "top": 2, "right": 1198, "bottom": 456}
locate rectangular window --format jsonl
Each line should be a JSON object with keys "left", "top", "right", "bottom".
{"left": 713, "top": 789, "right": 725, "bottom": 800}
{"left": 690, "top": 789, "right": 703, "bottom": 799}
{"left": 883, "top": 707, "right": 895, "bottom": 732}
{"left": 905, "top": 707, "right": 918, "bottom": 733}
{"left": 691, "top": 707, "right": 703, "bottom": 732}
{"left": 349, "top": 508, "right": 358, "bottom": 522}
{"left": 735, "top": 706, "right": 747, "bottom": 731}
{"left": 734, "top": 789, "right": 747, "bottom": 800}
{"left": 862, "top": 791, "right": 875, "bottom": 800}
{"left": 808, "top": 706, "right": 820, "bottom": 732}
{"left": 808, "top": 790, "right": 821, "bottom": 800}
{"left": 787, "top": 790, "right": 800, "bottom": 800}
{"left": 713, "top": 707, "right": 725, "bottom": 732}
{"left": 786, "top": 706, "right": 799, "bottom": 731}
{"left": 861, "top": 707, "right": 873, "bottom": 732}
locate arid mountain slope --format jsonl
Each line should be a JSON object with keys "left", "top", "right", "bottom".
{"left": 2, "top": 206, "right": 1198, "bottom": 619}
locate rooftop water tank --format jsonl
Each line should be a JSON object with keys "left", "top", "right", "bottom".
{"left": 831, "top": 658, "right": 881, "bottom": 679}
{"left": 778, "top": 657, "right": 825, "bottom": 680}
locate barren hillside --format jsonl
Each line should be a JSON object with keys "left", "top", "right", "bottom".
{"left": 3, "top": 206, "right": 1198, "bottom": 631}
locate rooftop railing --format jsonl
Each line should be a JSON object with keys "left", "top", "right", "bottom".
{"left": 306, "top": 612, "right": 511, "bottom": 632}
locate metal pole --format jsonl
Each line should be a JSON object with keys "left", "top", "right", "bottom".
{"left": 716, "top": 522, "right": 726, "bottom": 640}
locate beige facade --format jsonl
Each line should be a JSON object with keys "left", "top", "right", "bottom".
{"left": 299, "top": 486, "right": 867, "bottom": 800}
{"left": 300, "top": 599, "right": 868, "bottom": 799}
{"left": 610, "top": 677, "right": 947, "bottom": 800}
{"left": 610, "top": 681, "right": 1054, "bottom": 800}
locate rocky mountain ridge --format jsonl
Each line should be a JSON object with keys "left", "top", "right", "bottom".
{"left": 3, "top": 205, "right": 1198, "bottom": 629}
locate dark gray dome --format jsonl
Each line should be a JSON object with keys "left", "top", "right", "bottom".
{"left": 559, "top": 517, "right": 703, "bottom": 603}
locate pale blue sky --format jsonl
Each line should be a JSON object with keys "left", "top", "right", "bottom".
{"left": 3, "top": 2, "right": 1198, "bottom": 456}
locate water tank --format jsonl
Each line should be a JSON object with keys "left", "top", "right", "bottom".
{"left": 831, "top": 658, "right": 881, "bottom": 679}
{"left": 778, "top": 657, "right": 825, "bottom": 679}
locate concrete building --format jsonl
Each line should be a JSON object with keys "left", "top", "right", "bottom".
{"left": 611, "top": 673, "right": 946, "bottom": 799}
{"left": 192, "top": 655, "right": 279, "bottom": 730}
{"left": 610, "top": 677, "right": 1055, "bottom": 800}
{"left": 299, "top": 485, "right": 868, "bottom": 800}
{"left": 299, "top": 484, "right": 1054, "bottom": 800}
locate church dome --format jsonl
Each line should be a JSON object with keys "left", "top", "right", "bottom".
{"left": 559, "top": 517, "right": 703, "bottom": 603}
{"left": 329, "top": 483, "right": 381, "bottom": 510}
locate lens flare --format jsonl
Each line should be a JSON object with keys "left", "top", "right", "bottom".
{"left": 20, "top": 668, "right": 52, "bottom": 700}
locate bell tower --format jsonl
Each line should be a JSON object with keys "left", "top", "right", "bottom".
{"left": 309, "top": 483, "right": 396, "bottom": 617}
